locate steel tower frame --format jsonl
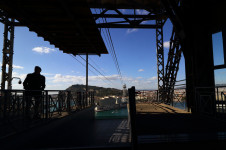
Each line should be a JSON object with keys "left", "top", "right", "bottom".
{"left": 165, "top": 28, "right": 182, "bottom": 104}
{"left": 0, "top": 10, "right": 15, "bottom": 90}
{"left": 156, "top": 19, "right": 165, "bottom": 102}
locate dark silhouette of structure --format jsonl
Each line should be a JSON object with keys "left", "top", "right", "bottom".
{"left": 1, "top": 0, "right": 226, "bottom": 149}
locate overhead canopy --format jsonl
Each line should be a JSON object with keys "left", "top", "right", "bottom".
{"left": 0, "top": 0, "right": 108, "bottom": 55}
{"left": 0, "top": 0, "right": 166, "bottom": 55}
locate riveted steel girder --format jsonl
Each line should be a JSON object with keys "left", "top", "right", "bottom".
{"left": 1, "top": 14, "right": 15, "bottom": 90}
{"left": 156, "top": 19, "right": 165, "bottom": 102}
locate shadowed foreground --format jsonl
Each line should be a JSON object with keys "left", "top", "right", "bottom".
{"left": 136, "top": 103, "right": 226, "bottom": 144}
{"left": 1, "top": 107, "right": 130, "bottom": 149}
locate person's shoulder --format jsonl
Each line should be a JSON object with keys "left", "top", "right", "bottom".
{"left": 27, "top": 73, "right": 33, "bottom": 77}
{"left": 40, "top": 74, "right": 45, "bottom": 79}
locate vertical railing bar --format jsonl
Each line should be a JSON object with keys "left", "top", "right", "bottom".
{"left": 221, "top": 90, "right": 224, "bottom": 115}
{"left": 67, "top": 91, "right": 71, "bottom": 113}
{"left": 41, "top": 92, "right": 43, "bottom": 119}
{"left": 22, "top": 91, "right": 25, "bottom": 119}
{"left": 3, "top": 91, "right": 7, "bottom": 119}
{"left": 222, "top": 92, "right": 225, "bottom": 120}
{"left": 14, "top": 91, "right": 17, "bottom": 116}
{"left": 128, "top": 86, "right": 137, "bottom": 150}
{"left": 58, "top": 91, "right": 62, "bottom": 115}
{"left": 17, "top": 92, "right": 20, "bottom": 116}
{"left": 45, "top": 91, "right": 48, "bottom": 119}
{"left": 12, "top": 91, "right": 15, "bottom": 117}
{"left": 216, "top": 87, "right": 219, "bottom": 115}
{"left": 82, "top": 92, "right": 84, "bottom": 109}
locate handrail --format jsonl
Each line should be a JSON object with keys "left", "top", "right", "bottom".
{"left": 0, "top": 89, "right": 78, "bottom": 92}
{"left": 0, "top": 90, "right": 95, "bottom": 120}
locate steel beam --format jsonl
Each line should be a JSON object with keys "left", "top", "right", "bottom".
{"left": 94, "top": 8, "right": 166, "bottom": 29}
{"left": 1, "top": 18, "right": 15, "bottom": 90}
{"left": 93, "top": 14, "right": 165, "bottom": 19}
{"left": 0, "top": 10, "right": 22, "bottom": 26}
{"left": 96, "top": 23, "right": 159, "bottom": 29}
{"left": 156, "top": 19, "right": 165, "bottom": 102}
{"left": 165, "top": 28, "right": 182, "bottom": 104}
{"left": 161, "top": 0, "right": 186, "bottom": 39}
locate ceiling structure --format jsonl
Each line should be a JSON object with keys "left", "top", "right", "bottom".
{"left": 0, "top": 0, "right": 108, "bottom": 55}
{"left": 0, "top": 0, "right": 167, "bottom": 56}
{"left": 87, "top": 0, "right": 162, "bottom": 9}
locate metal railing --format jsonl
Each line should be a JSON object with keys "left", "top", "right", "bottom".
{"left": 194, "top": 86, "right": 226, "bottom": 117}
{"left": 135, "top": 88, "right": 187, "bottom": 110}
{"left": 0, "top": 90, "right": 95, "bottom": 121}
{"left": 135, "top": 86, "right": 226, "bottom": 113}
{"left": 215, "top": 86, "right": 226, "bottom": 120}
{"left": 128, "top": 85, "right": 226, "bottom": 147}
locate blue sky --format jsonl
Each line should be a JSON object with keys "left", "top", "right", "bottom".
{"left": 0, "top": 18, "right": 186, "bottom": 90}
{"left": 212, "top": 32, "right": 226, "bottom": 85}
{"left": 0, "top": 8, "right": 224, "bottom": 90}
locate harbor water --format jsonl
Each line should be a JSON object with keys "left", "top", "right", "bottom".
{"left": 95, "top": 102, "right": 186, "bottom": 119}
{"left": 95, "top": 107, "right": 128, "bottom": 119}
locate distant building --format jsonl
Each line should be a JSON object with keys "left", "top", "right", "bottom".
{"left": 123, "top": 84, "right": 127, "bottom": 97}
{"left": 99, "top": 97, "right": 116, "bottom": 106}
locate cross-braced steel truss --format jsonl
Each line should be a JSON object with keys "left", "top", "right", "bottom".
{"left": 0, "top": 10, "right": 15, "bottom": 90}
{"left": 93, "top": 8, "right": 165, "bottom": 29}
{"left": 156, "top": 19, "right": 165, "bottom": 102}
{"left": 165, "top": 28, "right": 182, "bottom": 104}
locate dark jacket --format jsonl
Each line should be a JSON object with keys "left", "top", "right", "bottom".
{"left": 23, "top": 73, "right": 46, "bottom": 91}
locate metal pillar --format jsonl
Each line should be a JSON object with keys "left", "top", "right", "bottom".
{"left": 156, "top": 19, "right": 165, "bottom": 102}
{"left": 1, "top": 18, "right": 15, "bottom": 90}
{"left": 128, "top": 86, "right": 137, "bottom": 150}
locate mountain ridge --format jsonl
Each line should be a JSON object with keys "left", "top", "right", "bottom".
{"left": 66, "top": 84, "right": 123, "bottom": 97}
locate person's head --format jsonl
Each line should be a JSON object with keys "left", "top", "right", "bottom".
{"left": 34, "top": 66, "right": 42, "bottom": 74}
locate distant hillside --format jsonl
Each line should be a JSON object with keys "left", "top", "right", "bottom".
{"left": 216, "top": 84, "right": 226, "bottom": 87}
{"left": 66, "top": 84, "right": 123, "bottom": 97}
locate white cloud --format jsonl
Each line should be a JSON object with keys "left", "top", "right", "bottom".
{"left": 149, "top": 76, "right": 157, "bottom": 81}
{"left": 164, "top": 41, "right": 170, "bottom": 48}
{"left": 47, "top": 74, "right": 124, "bottom": 90}
{"left": 12, "top": 72, "right": 27, "bottom": 80}
{"left": 52, "top": 74, "right": 84, "bottom": 83}
{"left": 0, "top": 63, "right": 24, "bottom": 69}
{"left": 155, "top": 41, "right": 170, "bottom": 52}
{"left": 126, "top": 28, "right": 138, "bottom": 34}
{"left": 9, "top": 72, "right": 27, "bottom": 89}
{"left": 13, "top": 65, "right": 24, "bottom": 69}
{"left": 32, "top": 46, "right": 55, "bottom": 54}
{"left": 138, "top": 69, "right": 144, "bottom": 72}
{"left": 8, "top": 71, "right": 158, "bottom": 90}
{"left": 52, "top": 74, "right": 120, "bottom": 84}
{"left": 42, "top": 73, "right": 55, "bottom": 76}
{"left": 121, "top": 75, "right": 158, "bottom": 90}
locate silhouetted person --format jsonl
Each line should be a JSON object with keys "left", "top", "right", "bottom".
{"left": 23, "top": 66, "right": 45, "bottom": 119}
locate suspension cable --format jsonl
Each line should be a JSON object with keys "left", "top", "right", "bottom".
{"left": 70, "top": 54, "right": 115, "bottom": 87}
{"left": 98, "top": 8, "right": 124, "bottom": 85}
